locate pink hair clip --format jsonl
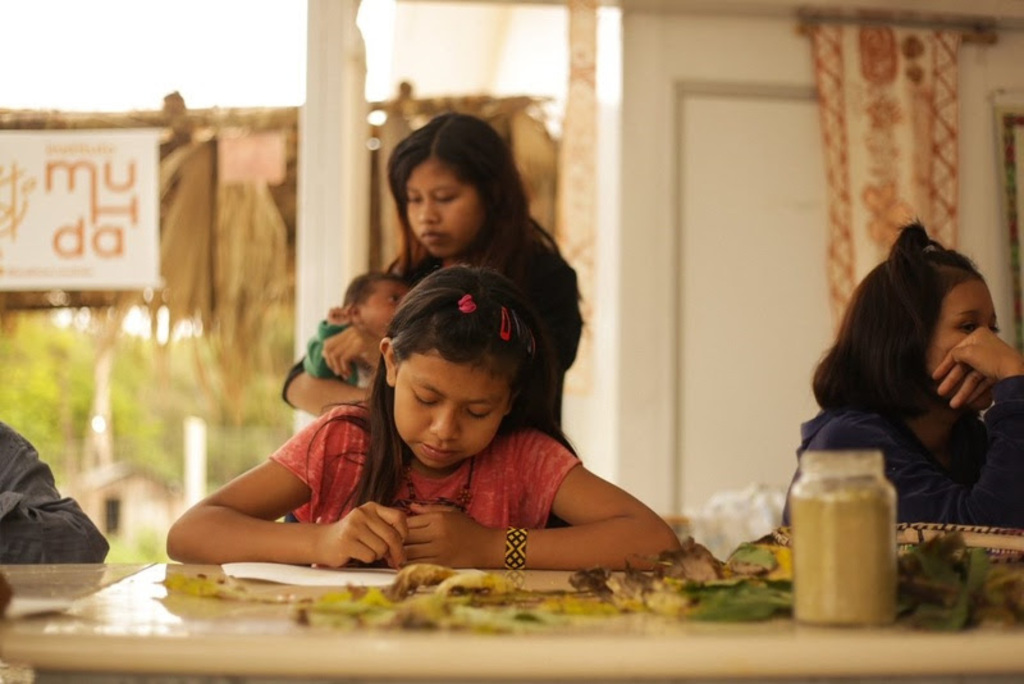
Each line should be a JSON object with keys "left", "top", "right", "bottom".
{"left": 500, "top": 306, "right": 512, "bottom": 341}
{"left": 458, "top": 294, "right": 477, "bottom": 314}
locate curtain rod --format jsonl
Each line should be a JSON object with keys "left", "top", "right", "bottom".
{"left": 796, "top": 10, "right": 999, "bottom": 45}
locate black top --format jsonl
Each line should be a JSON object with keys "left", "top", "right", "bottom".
{"left": 283, "top": 246, "right": 584, "bottom": 417}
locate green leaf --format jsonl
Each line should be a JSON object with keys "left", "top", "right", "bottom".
{"left": 900, "top": 536, "right": 996, "bottom": 631}
{"left": 727, "top": 543, "right": 777, "bottom": 570}
{"left": 687, "top": 581, "right": 792, "bottom": 622}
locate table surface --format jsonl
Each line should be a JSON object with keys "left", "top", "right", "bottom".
{"left": 2, "top": 562, "right": 1024, "bottom": 681}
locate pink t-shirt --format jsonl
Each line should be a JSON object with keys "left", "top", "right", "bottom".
{"left": 270, "top": 405, "right": 580, "bottom": 529}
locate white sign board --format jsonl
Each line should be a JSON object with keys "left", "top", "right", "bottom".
{"left": 0, "top": 129, "right": 161, "bottom": 291}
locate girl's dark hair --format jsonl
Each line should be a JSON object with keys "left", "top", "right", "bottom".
{"left": 386, "top": 112, "right": 563, "bottom": 290}
{"left": 813, "top": 222, "right": 984, "bottom": 417}
{"left": 352, "top": 265, "right": 574, "bottom": 506}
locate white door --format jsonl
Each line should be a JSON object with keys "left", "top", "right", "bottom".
{"left": 619, "top": 13, "right": 836, "bottom": 521}
{"left": 677, "top": 87, "right": 831, "bottom": 513}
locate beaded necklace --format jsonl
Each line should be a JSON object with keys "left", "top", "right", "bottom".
{"left": 396, "top": 459, "right": 475, "bottom": 513}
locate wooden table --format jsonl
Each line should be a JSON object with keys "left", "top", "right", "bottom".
{"left": 2, "top": 563, "right": 1024, "bottom": 683}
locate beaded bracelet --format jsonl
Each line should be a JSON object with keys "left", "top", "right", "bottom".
{"left": 504, "top": 527, "right": 528, "bottom": 570}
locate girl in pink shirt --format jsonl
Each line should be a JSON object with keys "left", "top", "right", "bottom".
{"left": 167, "top": 266, "right": 680, "bottom": 570}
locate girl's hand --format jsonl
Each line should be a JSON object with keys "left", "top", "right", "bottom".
{"left": 321, "top": 327, "right": 377, "bottom": 378}
{"left": 404, "top": 504, "right": 501, "bottom": 568}
{"left": 315, "top": 503, "right": 408, "bottom": 568}
{"left": 936, "top": 365, "right": 995, "bottom": 410}
{"left": 932, "top": 328, "right": 1024, "bottom": 408}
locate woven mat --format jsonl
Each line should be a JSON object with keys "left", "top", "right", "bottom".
{"left": 767, "top": 523, "right": 1024, "bottom": 562}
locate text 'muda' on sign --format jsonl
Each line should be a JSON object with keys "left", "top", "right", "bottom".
{"left": 0, "top": 129, "right": 161, "bottom": 291}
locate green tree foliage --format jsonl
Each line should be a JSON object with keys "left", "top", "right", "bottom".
{"left": 0, "top": 305, "right": 296, "bottom": 494}
{"left": 0, "top": 312, "right": 94, "bottom": 481}
{"left": 1, "top": 304, "right": 300, "bottom": 562}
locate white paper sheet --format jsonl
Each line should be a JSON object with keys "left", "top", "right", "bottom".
{"left": 221, "top": 562, "right": 398, "bottom": 587}
{"left": 5, "top": 597, "right": 74, "bottom": 619}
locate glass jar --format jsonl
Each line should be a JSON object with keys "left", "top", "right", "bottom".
{"left": 789, "top": 449, "right": 897, "bottom": 626}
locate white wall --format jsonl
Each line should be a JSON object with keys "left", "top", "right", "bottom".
{"left": 619, "top": 4, "right": 1024, "bottom": 520}
{"left": 960, "top": 30, "right": 1024, "bottom": 336}
{"left": 392, "top": 4, "right": 513, "bottom": 98}
{"left": 390, "top": 2, "right": 569, "bottom": 109}
{"left": 619, "top": 12, "right": 828, "bottom": 516}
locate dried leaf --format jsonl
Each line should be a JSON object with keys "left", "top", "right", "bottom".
{"left": 653, "top": 537, "right": 724, "bottom": 582}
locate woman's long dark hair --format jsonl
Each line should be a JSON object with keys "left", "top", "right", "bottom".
{"left": 813, "top": 222, "right": 984, "bottom": 417}
{"left": 349, "top": 265, "right": 574, "bottom": 506}
{"left": 386, "top": 112, "right": 562, "bottom": 290}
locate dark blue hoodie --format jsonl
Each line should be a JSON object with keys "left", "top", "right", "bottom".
{"left": 782, "top": 376, "right": 1024, "bottom": 528}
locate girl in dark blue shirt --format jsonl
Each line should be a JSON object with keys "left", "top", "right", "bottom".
{"left": 784, "top": 224, "right": 1024, "bottom": 528}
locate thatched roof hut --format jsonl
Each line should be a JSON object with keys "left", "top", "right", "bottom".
{"left": 0, "top": 88, "right": 557, "bottom": 420}
{"left": 0, "top": 92, "right": 298, "bottom": 319}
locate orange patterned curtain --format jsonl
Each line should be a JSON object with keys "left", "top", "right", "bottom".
{"left": 560, "top": 0, "right": 597, "bottom": 395}
{"left": 810, "top": 24, "right": 961, "bottom": 324}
